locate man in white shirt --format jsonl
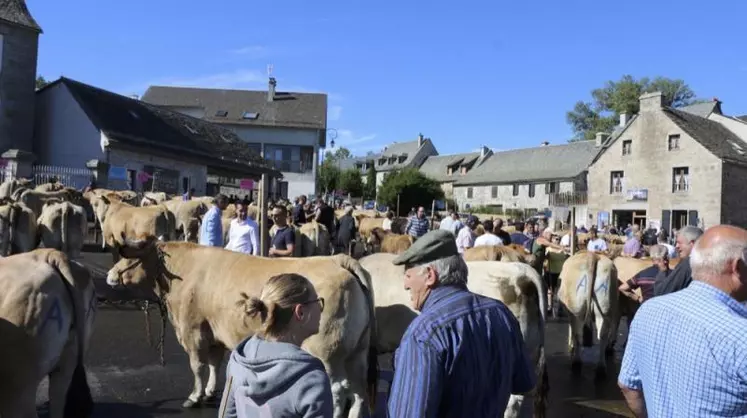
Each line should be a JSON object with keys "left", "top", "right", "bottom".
{"left": 586, "top": 228, "right": 608, "bottom": 253}
{"left": 474, "top": 220, "right": 503, "bottom": 247}
{"left": 439, "top": 210, "right": 459, "bottom": 234}
{"left": 225, "top": 202, "right": 260, "bottom": 256}
{"left": 456, "top": 215, "right": 478, "bottom": 254}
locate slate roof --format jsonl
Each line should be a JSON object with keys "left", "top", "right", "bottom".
{"left": 455, "top": 141, "right": 601, "bottom": 186}
{"left": 374, "top": 138, "right": 435, "bottom": 172}
{"left": 678, "top": 100, "right": 722, "bottom": 118}
{"left": 419, "top": 152, "right": 485, "bottom": 182}
{"left": 0, "top": 0, "right": 42, "bottom": 32}
{"left": 663, "top": 107, "right": 747, "bottom": 164}
{"left": 338, "top": 154, "right": 378, "bottom": 172}
{"left": 141, "top": 84, "right": 328, "bottom": 133}
{"left": 737, "top": 115, "right": 747, "bottom": 123}
{"left": 41, "top": 77, "right": 278, "bottom": 177}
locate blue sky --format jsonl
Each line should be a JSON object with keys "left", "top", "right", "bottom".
{"left": 32, "top": 0, "right": 747, "bottom": 156}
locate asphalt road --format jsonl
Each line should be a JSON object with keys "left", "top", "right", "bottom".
{"left": 35, "top": 251, "right": 634, "bottom": 418}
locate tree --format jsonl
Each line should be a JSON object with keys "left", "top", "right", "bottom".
{"left": 317, "top": 159, "right": 340, "bottom": 194}
{"left": 363, "top": 165, "right": 377, "bottom": 199}
{"left": 566, "top": 75, "right": 699, "bottom": 141}
{"left": 339, "top": 168, "right": 364, "bottom": 197}
{"left": 36, "top": 75, "right": 50, "bottom": 90}
{"left": 377, "top": 168, "right": 444, "bottom": 216}
{"left": 324, "top": 146, "right": 352, "bottom": 162}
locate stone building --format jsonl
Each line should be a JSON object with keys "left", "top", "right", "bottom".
{"left": 418, "top": 146, "right": 492, "bottom": 198}
{"left": 0, "top": 0, "right": 42, "bottom": 153}
{"left": 587, "top": 92, "right": 747, "bottom": 232}
{"left": 453, "top": 140, "right": 599, "bottom": 222}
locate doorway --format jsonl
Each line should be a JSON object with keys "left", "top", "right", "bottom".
{"left": 612, "top": 210, "right": 647, "bottom": 230}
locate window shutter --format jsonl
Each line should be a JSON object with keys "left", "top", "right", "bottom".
{"left": 661, "top": 210, "right": 671, "bottom": 234}
{"left": 688, "top": 210, "right": 699, "bottom": 227}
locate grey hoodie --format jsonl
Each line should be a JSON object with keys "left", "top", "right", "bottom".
{"left": 218, "top": 335, "right": 333, "bottom": 418}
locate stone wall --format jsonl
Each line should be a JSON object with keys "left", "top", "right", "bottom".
{"left": 721, "top": 162, "right": 747, "bottom": 228}
{"left": 453, "top": 178, "right": 577, "bottom": 213}
{"left": 0, "top": 23, "right": 39, "bottom": 153}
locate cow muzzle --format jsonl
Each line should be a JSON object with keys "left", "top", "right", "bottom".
{"left": 106, "top": 271, "right": 124, "bottom": 288}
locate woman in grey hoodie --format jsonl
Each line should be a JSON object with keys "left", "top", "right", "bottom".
{"left": 218, "top": 273, "right": 333, "bottom": 418}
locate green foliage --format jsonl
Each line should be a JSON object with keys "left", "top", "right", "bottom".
{"left": 363, "top": 165, "right": 377, "bottom": 199}
{"left": 317, "top": 159, "right": 339, "bottom": 193}
{"left": 339, "top": 168, "right": 364, "bottom": 197}
{"left": 324, "top": 146, "right": 352, "bottom": 162}
{"left": 377, "top": 168, "right": 444, "bottom": 216}
{"left": 468, "top": 205, "right": 503, "bottom": 215}
{"left": 36, "top": 75, "right": 49, "bottom": 90}
{"left": 567, "top": 75, "right": 698, "bottom": 141}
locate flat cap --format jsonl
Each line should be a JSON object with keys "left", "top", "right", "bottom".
{"left": 392, "top": 229, "right": 459, "bottom": 266}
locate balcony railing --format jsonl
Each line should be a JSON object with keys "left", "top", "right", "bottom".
{"left": 267, "top": 160, "right": 313, "bottom": 173}
{"left": 549, "top": 190, "right": 588, "bottom": 207}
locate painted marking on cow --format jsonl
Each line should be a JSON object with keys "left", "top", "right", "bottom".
{"left": 594, "top": 280, "right": 609, "bottom": 294}
{"left": 40, "top": 297, "right": 63, "bottom": 333}
{"left": 576, "top": 274, "right": 587, "bottom": 292}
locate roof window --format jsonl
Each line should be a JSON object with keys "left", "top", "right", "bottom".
{"left": 215, "top": 110, "right": 228, "bottom": 117}
{"left": 242, "top": 112, "right": 259, "bottom": 120}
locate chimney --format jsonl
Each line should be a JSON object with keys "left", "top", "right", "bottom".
{"left": 540, "top": 141, "right": 550, "bottom": 147}
{"left": 480, "top": 145, "right": 488, "bottom": 157}
{"left": 130, "top": 94, "right": 139, "bottom": 100}
{"left": 639, "top": 91, "right": 663, "bottom": 113}
{"left": 417, "top": 133, "right": 424, "bottom": 148}
{"left": 619, "top": 112, "right": 628, "bottom": 127}
{"left": 595, "top": 132, "right": 609, "bottom": 147}
{"left": 268, "top": 77, "right": 277, "bottom": 102}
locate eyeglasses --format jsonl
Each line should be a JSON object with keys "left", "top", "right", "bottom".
{"left": 301, "top": 297, "right": 325, "bottom": 313}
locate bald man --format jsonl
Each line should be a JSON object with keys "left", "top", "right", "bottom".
{"left": 618, "top": 225, "right": 747, "bottom": 417}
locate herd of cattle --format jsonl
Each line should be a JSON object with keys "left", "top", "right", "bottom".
{"left": 0, "top": 181, "right": 664, "bottom": 418}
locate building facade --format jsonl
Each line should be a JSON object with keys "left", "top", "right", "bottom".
{"left": 419, "top": 146, "right": 492, "bottom": 198}
{"left": 142, "top": 78, "right": 327, "bottom": 199}
{"left": 0, "top": 0, "right": 42, "bottom": 153}
{"left": 587, "top": 92, "right": 747, "bottom": 233}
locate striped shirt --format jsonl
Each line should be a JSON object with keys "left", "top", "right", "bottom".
{"left": 619, "top": 281, "right": 747, "bottom": 417}
{"left": 387, "top": 285, "right": 535, "bottom": 417}
{"left": 405, "top": 216, "right": 430, "bottom": 238}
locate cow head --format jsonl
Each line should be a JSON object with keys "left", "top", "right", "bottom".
{"left": 106, "top": 235, "right": 159, "bottom": 289}
{"left": 88, "top": 192, "right": 121, "bottom": 224}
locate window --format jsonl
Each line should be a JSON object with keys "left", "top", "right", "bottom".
{"left": 528, "top": 184, "right": 535, "bottom": 198}
{"left": 668, "top": 134, "right": 680, "bottom": 151}
{"left": 672, "top": 167, "right": 689, "bottom": 192}
{"left": 215, "top": 110, "right": 228, "bottom": 117}
{"left": 512, "top": 184, "right": 519, "bottom": 196}
{"left": 610, "top": 171, "right": 624, "bottom": 194}
{"left": 491, "top": 185, "right": 498, "bottom": 198}
{"left": 467, "top": 187, "right": 473, "bottom": 199}
{"left": 242, "top": 111, "right": 259, "bottom": 119}
{"left": 545, "top": 182, "right": 557, "bottom": 194}
{"left": 398, "top": 155, "right": 407, "bottom": 164}
{"left": 447, "top": 166, "right": 454, "bottom": 175}
{"left": 622, "top": 140, "right": 632, "bottom": 156}
{"left": 264, "top": 145, "right": 314, "bottom": 173}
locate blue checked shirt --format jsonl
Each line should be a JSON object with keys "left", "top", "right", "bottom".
{"left": 405, "top": 216, "right": 429, "bottom": 238}
{"left": 387, "top": 285, "right": 535, "bottom": 418}
{"left": 619, "top": 281, "right": 747, "bottom": 417}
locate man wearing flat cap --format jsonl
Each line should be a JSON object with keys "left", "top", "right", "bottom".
{"left": 387, "top": 229, "right": 536, "bottom": 417}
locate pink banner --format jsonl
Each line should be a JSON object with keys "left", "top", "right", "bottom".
{"left": 239, "top": 179, "right": 254, "bottom": 190}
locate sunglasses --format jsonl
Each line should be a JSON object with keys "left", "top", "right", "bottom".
{"left": 301, "top": 297, "right": 325, "bottom": 313}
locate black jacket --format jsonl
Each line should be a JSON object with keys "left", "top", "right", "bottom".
{"left": 653, "top": 256, "right": 692, "bottom": 297}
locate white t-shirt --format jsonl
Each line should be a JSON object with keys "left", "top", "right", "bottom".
{"left": 225, "top": 218, "right": 260, "bottom": 255}
{"left": 382, "top": 218, "right": 392, "bottom": 231}
{"left": 587, "top": 238, "right": 608, "bottom": 252}
{"left": 474, "top": 233, "right": 504, "bottom": 247}
{"left": 456, "top": 227, "right": 475, "bottom": 254}
{"left": 560, "top": 234, "right": 571, "bottom": 247}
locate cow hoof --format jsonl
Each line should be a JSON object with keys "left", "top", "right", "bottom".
{"left": 571, "top": 360, "right": 582, "bottom": 373}
{"left": 203, "top": 393, "right": 217, "bottom": 404}
{"left": 594, "top": 367, "right": 607, "bottom": 380}
{"left": 182, "top": 399, "right": 199, "bottom": 408}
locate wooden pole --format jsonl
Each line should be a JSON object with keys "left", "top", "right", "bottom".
{"left": 396, "top": 194, "right": 400, "bottom": 217}
{"left": 259, "top": 174, "right": 270, "bottom": 257}
{"left": 570, "top": 206, "right": 577, "bottom": 256}
{"left": 431, "top": 199, "right": 436, "bottom": 230}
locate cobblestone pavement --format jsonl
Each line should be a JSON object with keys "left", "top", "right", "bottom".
{"left": 33, "top": 251, "right": 633, "bottom": 417}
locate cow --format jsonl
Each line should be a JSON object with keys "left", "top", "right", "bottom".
{"left": 11, "top": 187, "right": 85, "bottom": 219}
{"left": 106, "top": 239, "right": 377, "bottom": 418}
{"left": 269, "top": 221, "right": 332, "bottom": 257}
{"left": 38, "top": 200, "right": 89, "bottom": 259}
{"left": 86, "top": 193, "right": 176, "bottom": 262}
{"left": 356, "top": 216, "right": 384, "bottom": 240}
{"left": 359, "top": 253, "right": 548, "bottom": 418}
{"left": 0, "top": 249, "right": 97, "bottom": 418}
{"left": 0, "top": 178, "right": 32, "bottom": 199}
{"left": 35, "top": 182, "right": 66, "bottom": 193}
{"left": 164, "top": 200, "right": 210, "bottom": 242}
{"left": 0, "top": 200, "right": 37, "bottom": 256}
{"left": 367, "top": 227, "right": 413, "bottom": 254}
{"left": 557, "top": 251, "right": 619, "bottom": 377}
{"left": 140, "top": 191, "right": 170, "bottom": 206}
{"left": 463, "top": 244, "right": 535, "bottom": 264}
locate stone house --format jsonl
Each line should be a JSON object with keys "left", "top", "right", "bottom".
{"left": 0, "top": 0, "right": 42, "bottom": 153}
{"left": 141, "top": 78, "right": 327, "bottom": 199}
{"left": 587, "top": 91, "right": 747, "bottom": 233}
{"left": 418, "top": 146, "right": 492, "bottom": 199}
{"left": 371, "top": 134, "right": 438, "bottom": 186}
{"left": 453, "top": 140, "right": 600, "bottom": 223}
{"left": 33, "top": 77, "right": 277, "bottom": 194}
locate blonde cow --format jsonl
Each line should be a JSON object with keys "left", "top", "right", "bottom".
{"left": 367, "top": 227, "right": 413, "bottom": 255}
{"left": 38, "top": 200, "right": 89, "bottom": 259}
{"left": 359, "top": 252, "right": 548, "bottom": 418}
{"left": 0, "top": 249, "right": 97, "bottom": 418}
{"left": 270, "top": 221, "right": 332, "bottom": 257}
{"left": 0, "top": 200, "right": 37, "bottom": 256}
{"left": 558, "top": 251, "right": 620, "bottom": 377}
{"left": 106, "top": 240, "right": 377, "bottom": 418}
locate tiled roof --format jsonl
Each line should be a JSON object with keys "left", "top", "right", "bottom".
{"left": 419, "top": 152, "right": 486, "bottom": 182}
{"left": 678, "top": 101, "right": 722, "bottom": 118}
{"left": 663, "top": 108, "right": 747, "bottom": 164}
{"left": 141, "top": 84, "right": 327, "bottom": 133}
{"left": 374, "top": 138, "right": 435, "bottom": 172}
{"left": 455, "top": 141, "right": 600, "bottom": 186}
{"left": 0, "top": 0, "right": 42, "bottom": 32}
{"left": 44, "top": 77, "right": 278, "bottom": 177}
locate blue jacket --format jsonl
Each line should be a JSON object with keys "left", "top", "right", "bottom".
{"left": 199, "top": 206, "right": 223, "bottom": 247}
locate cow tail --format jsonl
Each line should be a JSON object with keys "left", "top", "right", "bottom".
{"left": 533, "top": 347, "right": 549, "bottom": 418}
{"left": 46, "top": 250, "right": 94, "bottom": 417}
{"left": 583, "top": 252, "right": 598, "bottom": 326}
{"left": 7, "top": 202, "right": 18, "bottom": 255}
{"left": 333, "top": 254, "right": 378, "bottom": 414}
{"left": 61, "top": 203, "right": 69, "bottom": 255}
